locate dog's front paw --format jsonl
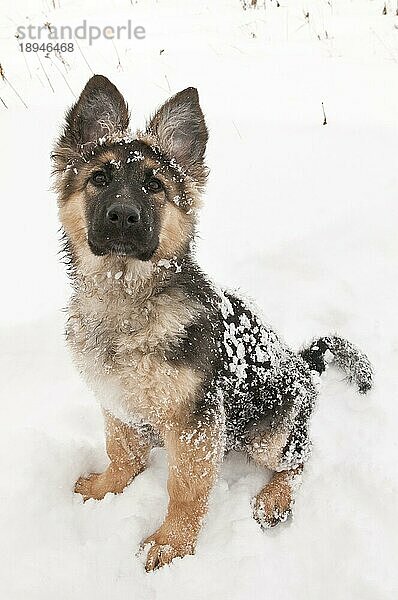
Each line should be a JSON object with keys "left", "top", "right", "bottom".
{"left": 74, "top": 470, "right": 130, "bottom": 501}
{"left": 142, "top": 528, "right": 195, "bottom": 571}
{"left": 74, "top": 462, "right": 143, "bottom": 501}
{"left": 74, "top": 472, "right": 111, "bottom": 501}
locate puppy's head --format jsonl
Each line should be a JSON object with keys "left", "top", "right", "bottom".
{"left": 53, "top": 75, "right": 208, "bottom": 265}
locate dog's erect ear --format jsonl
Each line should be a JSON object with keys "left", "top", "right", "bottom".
{"left": 64, "top": 75, "right": 129, "bottom": 148}
{"left": 147, "top": 87, "right": 208, "bottom": 171}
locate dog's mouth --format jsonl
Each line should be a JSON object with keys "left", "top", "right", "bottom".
{"left": 87, "top": 236, "right": 158, "bottom": 261}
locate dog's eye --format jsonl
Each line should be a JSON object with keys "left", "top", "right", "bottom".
{"left": 90, "top": 170, "right": 108, "bottom": 187}
{"left": 145, "top": 177, "right": 163, "bottom": 193}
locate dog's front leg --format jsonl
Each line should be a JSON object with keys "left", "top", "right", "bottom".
{"left": 143, "top": 417, "right": 223, "bottom": 571}
{"left": 75, "top": 411, "right": 151, "bottom": 501}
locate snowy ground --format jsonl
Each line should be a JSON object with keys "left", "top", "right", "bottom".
{"left": 1, "top": 1, "right": 397, "bottom": 598}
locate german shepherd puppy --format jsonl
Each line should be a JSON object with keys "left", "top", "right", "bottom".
{"left": 53, "top": 75, "right": 373, "bottom": 571}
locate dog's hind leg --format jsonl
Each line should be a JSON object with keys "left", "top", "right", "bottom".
{"left": 75, "top": 411, "right": 151, "bottom": 501}
{"left": 248, "top": 375, "right": 315, "bottom": 528}
{"left": 246, "top": 411, "right": 311, "bottom": 528}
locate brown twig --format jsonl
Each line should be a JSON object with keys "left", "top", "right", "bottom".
{"left": 47, "top": 53, "right": 75, "bottom": 97}
{"left": 111, "top": 40, "right": 122, "bottom": 70}
{"left": 54, "top": 49, "right": 70, "bottom": 72}
{"left": 0, "top": 63, "right": 28, "bottom": 108}
{"left": 73, "top": 37, "right": 94, "bottom": 74}
{"left": 37, "top": 52, "right": 55, "bottom": 92}
{"left": 322, "top": 102, "right": 327, "bottom": 126}
{"left": 15, "top": 33, "right": 33, "bottom": 79}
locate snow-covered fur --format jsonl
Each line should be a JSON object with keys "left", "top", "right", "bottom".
{"left": 54, "top": 75, "right": 373, "bottom": 571}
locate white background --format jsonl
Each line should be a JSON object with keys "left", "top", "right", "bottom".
{"left": 0, "top": 1, "right": 397, "bottom": 598}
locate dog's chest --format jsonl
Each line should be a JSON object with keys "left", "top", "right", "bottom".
{"left": 66, "top": 289, "right": 200, "bottom": 426}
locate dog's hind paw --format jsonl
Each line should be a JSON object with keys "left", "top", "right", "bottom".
{"left": 251, "top": 466, "right": 302, "bottom": 529}
{"left": 251, "top": 496, "right": 292, "bottom": 529}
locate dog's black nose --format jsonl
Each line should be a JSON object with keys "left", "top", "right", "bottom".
{"left": 106, "top": 203, "right": 140, "bottom": 229}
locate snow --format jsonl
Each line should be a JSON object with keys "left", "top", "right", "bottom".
{"left": 0, "top": 0, "right": 397, "bottom": 598}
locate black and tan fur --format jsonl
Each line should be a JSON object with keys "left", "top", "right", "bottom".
{"left": 53, "top": 76, "right": 373, "bottom": 571}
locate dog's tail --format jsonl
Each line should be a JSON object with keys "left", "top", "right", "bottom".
{"left": 300, "top": 336, "right": 373, "bottom": 394}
